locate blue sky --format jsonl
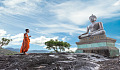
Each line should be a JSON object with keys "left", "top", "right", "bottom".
{"left": 0, "top": 0, "right": 120, "bottom": 52}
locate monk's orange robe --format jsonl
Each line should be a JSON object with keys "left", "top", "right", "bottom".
{"left": 20, "top": 33, "right": 30, "bottom": 53}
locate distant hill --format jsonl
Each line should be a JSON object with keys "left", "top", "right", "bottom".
{"left": 5, "top": 47, "right": 50, "bottom": 53}
{"left": 0, "top": 48, "right": 19, "bottom": 55}
{"left": 5, "top": 47, "right": 20, "bottom": 52}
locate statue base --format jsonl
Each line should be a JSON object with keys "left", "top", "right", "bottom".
{"left": 75, "top": 35, "right": 119, "bottom": 57}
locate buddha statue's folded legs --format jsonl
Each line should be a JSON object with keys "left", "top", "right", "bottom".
{"left": 91, "top": 30, "right": 105, "bottom": 36}
{"left": 79, "top": 30, "right": 105, "bottom": 39}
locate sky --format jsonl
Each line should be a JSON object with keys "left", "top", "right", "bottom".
{"left": 0, "top": 0, "right": 120, "bottom": 52}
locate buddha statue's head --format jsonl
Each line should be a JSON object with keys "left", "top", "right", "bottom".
{"left": 89, "top": 14, "right": 97, "bottom": 22}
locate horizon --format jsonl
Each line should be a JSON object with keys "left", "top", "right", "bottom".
{"left": 0, "top": 0, "right": 120, "bottom": 52}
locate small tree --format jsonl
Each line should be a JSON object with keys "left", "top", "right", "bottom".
{"left": 45, "top": 39, "right": 71, "bottom": 53}
{"left": 0, "top": 38, "right": 12, "bottom": 48}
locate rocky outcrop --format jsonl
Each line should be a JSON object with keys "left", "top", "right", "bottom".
{"left": 0, "top": 53, "right": 119, "bottom": 70}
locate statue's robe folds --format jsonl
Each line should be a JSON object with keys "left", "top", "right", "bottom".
{"left": 20, "top": 33, "right": 30, "bottom": 53}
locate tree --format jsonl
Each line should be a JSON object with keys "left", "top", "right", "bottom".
{"left": 0, "top": 38, "right": 12, "bottom": 48}
{"left": 45, "top": 39, "right": 71, "bottom": 53}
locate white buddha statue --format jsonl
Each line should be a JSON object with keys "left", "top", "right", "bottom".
{"left": 79, "top": 14, "right": 105, "bottom": 39}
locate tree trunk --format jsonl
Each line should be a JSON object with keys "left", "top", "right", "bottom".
{"left": 56, "top": 46, "right": 58, "bottom": 53}
{"left": 60, "top": 46, "right": 61, "bottom": 52}
{"left": 0, "top": 44, "right": 3, "bottom": 48}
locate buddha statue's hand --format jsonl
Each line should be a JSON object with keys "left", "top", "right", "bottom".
{"left": 78, "top": 35, "right": 82, "bottom": 39}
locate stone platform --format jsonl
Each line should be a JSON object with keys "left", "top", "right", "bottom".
{"left": 75, "top": 35, "right": 119, "bottom": 57}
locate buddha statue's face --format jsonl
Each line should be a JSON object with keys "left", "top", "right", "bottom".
{"left": 89, "top": 14, "right": 97, "bottom": 23}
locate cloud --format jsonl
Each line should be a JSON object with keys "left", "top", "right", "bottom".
{"left": 116, "top": 43, "right": 120, "bottom": 46}
{"left": 65, "top": 47, "right": 77, "bottom": 52}
{"left": 9, "top": 33, "right": 59, "bottom": 46}
{"left": 0, "top": 0, "right": 42, "bottom": 15}
{"left": 51, "top": 0, "right": 120, "bottom": 25}
{"left": 61, "top": 36, "right": 71, "bottom": 42}
{"left": 62, "top": 36, "right": 66, "bottom": 41}
{"left": 43, "top": 46, "right": 47, "bottom": 49}
{"left": 0, "top": 29, "right": 23, "bottom": 46}
{"left": 10, "top": 33, "right": 24, "bottom": 45}
{"left": 34, "top": 23, "right": 86, "bottom": 35}
{"left": 116, "top": 43, "right": 120, "bottom": 51}
{"left": 0, "top": 29, "right": 7, "bottom": 37}
{"left": 29, "top": 0, "right": 120, "bottom": 35}
{"left": 30, "top": 36, "right": 59, "bottom": 46}
{"left": 1, "top": 31, "right": 60, "bottom": 48}
{"left": 0, "top": 0, "right": 120, "bottom": 50}
{"left": 113, "top": 0, "right": 120, "bottom": 6}
{"left": 1, "top": 0, "right": 120, "bottom": 36}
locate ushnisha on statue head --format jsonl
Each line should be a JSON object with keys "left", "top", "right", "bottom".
{"left": 78, "top": 14, "right": 106, "bottom": 39}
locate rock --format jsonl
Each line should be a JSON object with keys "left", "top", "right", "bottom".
{"left": 0, "top": 53, "right": 119, "bottom": 70}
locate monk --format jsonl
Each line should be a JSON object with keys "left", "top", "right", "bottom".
{"left": 20, "top": 29, "right": 31, "bottom": 55}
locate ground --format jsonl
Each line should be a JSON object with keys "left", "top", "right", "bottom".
{"left": 97, "top": 59, "right": 120, "bottom": 70}
{"left": 0, "top": 52, "right": 120, "bottom": 70}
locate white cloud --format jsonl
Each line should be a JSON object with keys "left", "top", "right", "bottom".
{"left": 62, "top": 36, "right": 66, "bottom": 41}
{"left": 116, "top": 43, "right": 120, "bottom": 51}
{"left": 65, "top": 47, "right": 77, "bottom": 52}
{"left": 30, "top": 36, "right": 59, "bottom": 46}
{"left": 51, "top": 0, "right": 120, "bottom": 25}
{"left": 0, "top": 0, "right": 42, "bottom": 15}
{"left": 116, "top": 43, "right": 120, "bottom": 46}
{"left": 34, "top": 23, "right": 86, "bottom": 35}
{"left": 113, "top": 0, "right": 120, "bottom": 6}
{"left": 10, "top": 33, "right": 24, "bottom": 45}
{"left": 0, "top": 31, "right": 23, "bottom": 47}
{"left": 1, "top": 0, "right": 120, "bottom": 36}
{"left": 0, "top": 29, "right": 23, "bottom": 46}
{"left": 9, "top": 33, "right": 59, "bottom": 46}
{"left": 0, "top": 0, "right": 120, "bottom": 50}
{"left": 30, "top": 0, "right": 120, "bottom": 35}
{"left": 43, "top": 46, "right": 47, "bottom": 49}
{"left": 0, "top": 29, "right": 7, "bottom": 37}
{"left": 61, "top": 36, "right": 70, "bottom": 42}
{"left": 10, "top": 33, "right": 23, "bottom": 39}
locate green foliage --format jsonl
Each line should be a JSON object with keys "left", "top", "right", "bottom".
{"left": 45, "top": 39, "right": 71, "bottom": 53}
{"left": 0, "top": 38, "right": 12, "bottom": 48}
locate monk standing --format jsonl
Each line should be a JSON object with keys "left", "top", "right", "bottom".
{"left": 20, "top": 29, "right": 31, "bottom": 55}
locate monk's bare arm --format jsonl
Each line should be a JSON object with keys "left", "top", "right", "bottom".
{"left": 24, "top": 33, "right": 31, "bottom": 38}
{"left": 29, "top": 36, "right": 31, "bottom": 37}
{"left": 24, "top": 33, "right": 27, "bottom": 38}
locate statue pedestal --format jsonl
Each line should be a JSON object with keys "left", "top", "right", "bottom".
{"left": 75, "top": 35, "right": 119, "bottom": 57}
